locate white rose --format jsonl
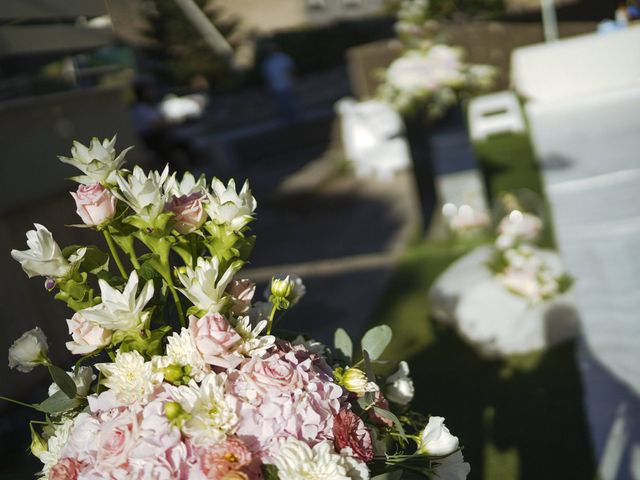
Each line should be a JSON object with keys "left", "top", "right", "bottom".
{"left": 431, "top": 450, "right": 471, "bottom": 480}
{"left": 384, "top": 360, "right": 415, "bottom": 405}
{"left": 10, "top": 224, "right": 84, "bottom": 279}
{"left": 48, "top": 366, "right": 94, "bottom": 397}
{"left": 8, "top": 327, "right": 48, "bottom": 373}
{"left": 418, "top": 416, "right": 459, "bottom": 456}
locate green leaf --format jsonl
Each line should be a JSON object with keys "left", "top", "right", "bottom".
{"left": 79, "top": 246, "right": 110, "bottom": 274}
{"left": 361, "top": 325, "right": 392, "bottom": 360}
{"left": 261, "top": 464, "right": 280, "bottom": 480}
{"left": 47, "top": 366, "right": 77, "bottom": 399}
{"left": 334, "top": 328, "right": 353, "bottom": 360}
{"left": 35, "top": 390, "right": 81, "bottom": 414}
{"left": 373, "top": 406, "right": 407, "bottom": 443}
{"left": 372, "top": 471, "right": 403, "bottom": 480}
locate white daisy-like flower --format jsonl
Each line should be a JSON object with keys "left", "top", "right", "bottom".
{"left": 163, "top": 171, "right": 208, "bottom": 197}
{"left": 169, "top": 373, "right": 238, "bottom": 446}
{"left": 231, "top": 317, "right": 275, "bottom": 357}
{"left": 206, "top": 178, "right": 256, "bottom": 231}
{"left": 273, "top": 438, "right": 366, "bottom": 480}
{"left": 95, "top": 350, "right": 162, "bottom": 404}
{"left": 38, "top": 417, "right": 75, "bottom": 478}
{"left": 58, "top": 135, "right": 131, "bottom": 184}
{"left": 79, "top": 271, "right": 154, "bottom": 331}
{"left": 176, "top": 257, "right": 240, "bottom": 313}
{"left": 153, "top": 328, "right": 208, "bottom": 382}
{"left": 115, "top": 165, "right": 170, "bottom": 223}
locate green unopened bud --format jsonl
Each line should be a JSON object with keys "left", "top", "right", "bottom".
{"left": 270, "top": 275, "right": 294, "bottom": 310}
{"left": 29, "top": 425, "right": 48, "bottom": 460}
{"left": 341, "top": 367, "right": 379, "bottom": 397}
{"left": 163, "top": 365, "right": 186, "bottom": 385}
{"left": 164, "top": 401, "right": 184, "bottom": 421}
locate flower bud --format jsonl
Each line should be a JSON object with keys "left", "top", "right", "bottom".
{"left": 163, "top": 365, "right": 186, "bottom": 385}
{"left": 417, "top": 416, "right": 459, "bottom": 456}
{"left": 271, "top": 276, "right": 293, "bottom": 300}
{"left": 29, "top": 426, "right": 48, "bottom": 460}
{"left": 71, "top": 183, "right": 117, "bottom": 226}
{"left": 341, "top": 367, "right": 379, "bottom": 397}
{"left": 164, "top": 401, "right": 184, "bottom": 421}
{"left": 8, "top": 327, "right": 49, "bottom": 373}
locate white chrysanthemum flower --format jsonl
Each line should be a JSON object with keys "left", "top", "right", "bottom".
{"left": 48, "top": 366, "right": 94, "bottom": 397}
{"left": 274, "top": 439, "right": 365, "bottom": 480}
{"left": 177, "top": 257, "right": 240, "bottom": 313}
{"left": 58, "top": 135, "right": 131, "bottom": 184}
{"left": 38, "top": 417, "right": 75, "bottom": 477}
{"left": 115, "top": 165, "right": 170, "bottom": 223}
{"left": 418, "top": 416, "right": 459, "bottom": 456}
{"left": 8, "top": 327, "right": 48, "bottom": 373}
{"left": 95, "top": 350, "right": 162, "bottom": 404}
{"left": 79, "top": 271, "right": 153, "bottom": 331}
{"left": 384, "top": 361, "right": 415, "bottom": 406}
{"left": 163, "top": 171, "right": 208, "bottom": 197}
{"left": 206, "top": 178, "right": 256, "bottom": 231}
{"left": 10, "top": 224, "right": 85, "bottom": 279}
{"left": 153, "top": 328, "right": 208, "bottom": 381}
{"left": 169, "top": 373, "right": 238, "bottom": 446}
{"left": 231, "top": 317, "right": 275, "bottom": 357}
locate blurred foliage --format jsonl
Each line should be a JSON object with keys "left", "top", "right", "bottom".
{"left": 139, "top": 0, "right": 240, "bottom": 87}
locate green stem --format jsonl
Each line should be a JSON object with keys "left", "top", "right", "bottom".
{"left": 103, "top": 230, "right": 128, "bottom": 279}
{"left": 0, "top": 396, "right": 37, "bottom": 410}
{"left": 266, "top": 303, "right": 278, "bottom": 335}
{"left": 168, "top": 283, "right": 186, "bottom": 328}
{"left": 190, "top": 236, "right": 197, "bottom": 269}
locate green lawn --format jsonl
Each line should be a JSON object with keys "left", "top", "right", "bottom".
{"left": 369, "top": 133, "right": 596, "bottom": 479}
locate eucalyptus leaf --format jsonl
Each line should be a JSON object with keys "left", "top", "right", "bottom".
{"left": 372, "top": 471, "right": 403, "bottom": 480}
{"left": 48, "top": 365, "right": 77, "bottom": 399}
{"left": 35, "top": 390, "right": 81, "bottom": 414}
{"left": 334, "top": 328, "right": 353, "bottom": 360}
{"left": 373, "top": 406, "right": 407, "bottom": 442}
{"left": 361, "top": 325, "right": 392, "bottom": 360}
{"left": 79, "top": 246, "right": 110, "bottom": 274}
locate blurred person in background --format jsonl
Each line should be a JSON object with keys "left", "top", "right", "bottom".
{"left": 262, "top": 42, "right": 298, "bottom": 123}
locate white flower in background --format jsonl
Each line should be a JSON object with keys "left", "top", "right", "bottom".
{"left": 153, "top": 328, "right": 209, "bottom": 382}
{"left": 418, "top": 416, "right": 459, "bottom": 456}
{"left": 38, "top": 417, "right": 75, "bottom": 478}
{"left": 496, "top": 211, "right": 543, "bottom": 249}
{"left": 177, "top": 257, "right": 240, "bottom": 313}
{"left": 273, "top": 439, "right": 358, "bottom": 480}
{"left": 11, "top": 224, "right": 85, "bottom": 279}
{"left": 467, "top": 64, "right": 497, "bottom": 90}
{"left": 386, "top": 46, "right": 463, "bottom": 93}
{"left": 431, "top": 450, "right": 471, "bottom": 480}
{"left": 292, "top": 335, "right": 327, "bottom": 355}
{"left": 169, "top": 373, "right": 238, "bottom": 445}
{"left": 163, "top": 171, "right": 208, "bottom": 197}
{"left": 247, "top": 301, "right": 274, "bottom": 324}
{"left": 231, "top": 316, "right": 275, "bottom": 357}
{"left": 8, "top": 327, "right": 49, "bottom": 373}
{"left": 206, "top": 178, "right": 256, "bottom": 231}
{"left": 384, "top": 361, "right": 415, "bottom": 405}
{"left": 48, "top": 366, "right": 94, "bottom": 397}
{"left": 95, "top": 350, "right": 161, "bottom": 404}
{"left": 79, "top": 271, "right": 154, "bottom": 331}
{"left": 265, "top": 273, "right": 306, "bottom": 306}
{"left": 58, "top": 135, "right": 131, "bottom": 184}
{"left": 115, "top": 165, "right": 170, "bottom": 224}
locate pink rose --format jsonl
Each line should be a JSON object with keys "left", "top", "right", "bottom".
{"left": 333, "top": 409, "right": 374, "bottom": 462}
{"left": 189, "top": 313, "right": 244, "bottom": 369}
{"left": 226, "top": 279, "right": 255, "bottom": 315}
{"left": 196, "top": 436, "right": 252, "bottom": 480}
{"left": 71, "top": 183, "right": 117, "bottom": 226}
{"left": 66, "top": 313, "right": 112, "bottom": 355}
{"left": 95, "top": 409, "right": 140, "bottom": 471}
{"left": 165, "top": 193, "right": 208, "bottom": 234}
{"left": 237, "top": 354, "right": 303, "bottom": 396}
{"left": 49, "top": 458, "right": 83, "bottom": 480}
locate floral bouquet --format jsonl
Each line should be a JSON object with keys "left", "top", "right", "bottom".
{"left": 441, "top": 203, "right": 490, "bottom": 238}
{"left": 5, "top": 137, "right": 469, "bottom": 480}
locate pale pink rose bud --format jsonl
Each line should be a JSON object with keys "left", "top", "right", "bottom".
{"left": 165, "top": 193, "right": 208, "bottom": 234}
{"left": 66, "top": 313, "right": 112, "bottom": 355}
{"left": 71, "top": 183, "right": 117, "bottom": 226}
{"left": 226, "top": 279, "right": 256, "bottom": 315}
{"left": 49, "top": 457, "right": 83, "bottom": 480}
{"left": 189, "top": 312, "right": 244, "bottom": 369}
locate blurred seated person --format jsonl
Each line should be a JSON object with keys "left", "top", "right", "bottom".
{"left": 131, "top": 77, "right": 199, "bottom": 169}
{"left": 261, "top": 43, "right": 298, "bottom": 123}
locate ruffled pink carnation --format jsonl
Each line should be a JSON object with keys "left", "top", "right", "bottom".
{"left": 333, "top": 409, "right": 374, "bottom": 462}
{"left": 49, "top": 458, "right": 83, "bottom": 480}
{"left": 196, "top": 436, "right": 252, "bottom": 479}
{"left": 189, "top": 312, "right": 244, "bottom": 370}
